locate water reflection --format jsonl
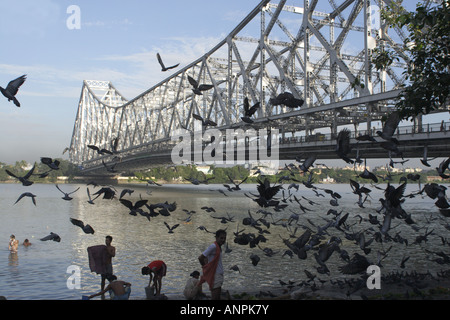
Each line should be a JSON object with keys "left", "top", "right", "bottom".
{"left": 8, "top": 252, "right": 19, "bottom": 266}
{"left": 0, "top": 182, "right": 448, "bottom": 299}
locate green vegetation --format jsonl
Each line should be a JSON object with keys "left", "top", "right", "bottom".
{"left": 372, "top": 0, "right": 449, "bottom": 119}
{"left": 0, "top": 159, "right": 445, "bottom": 185}
{"left": 0, "top": 159, "right": 80, "bottom": 183}
{"left": 133, "top": 164, "right": 446, "bottom": 185}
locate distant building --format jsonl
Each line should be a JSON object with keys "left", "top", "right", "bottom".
{"left": 320, "top": 176, "right": 335, "bottom": 183}
{"left": 343, "top": 164, "right": 367, "bottom": 172}
{"left": 427, "top": 176, "right": 443, "bottom": 182}
{"left": 196, "top": 166, "right": 212, "bottom": 174}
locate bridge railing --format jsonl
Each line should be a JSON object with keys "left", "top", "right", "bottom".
{"left": 278, "top": 120, "right": 450, "bottom": 145}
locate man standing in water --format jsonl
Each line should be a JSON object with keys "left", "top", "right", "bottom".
{"left": 101, "top": 235, "right": 116, "bottom": 298}
{"left": 198, "top": 229, "right": 227, "bottom": 300}
{"left": 9, "top": 235, "right": 19, "bottom": 253}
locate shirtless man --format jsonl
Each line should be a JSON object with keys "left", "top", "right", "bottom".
{"left": 9, "top": 235, "right": 19, "bottom": 253}
{"left": 101, "top": 235, "right": 116, "bottom": 295}
{"left": 88, "top": 275, "right": 131, "bottom": 300}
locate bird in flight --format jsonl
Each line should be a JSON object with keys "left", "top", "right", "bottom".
{"left": 5, "top": 165, "right": 35, "bottom": 186}
{"left": 420, "top": 145, "right": 438, "bottom": 167}
{"left": 187, "top": 75, "right": 213, "bottom": 95}
{"left": 192, "top": 113, "right": 217, "bottom": 128}
{"left": 0, "top": 75, "right": 26, "bottom": 107}
{"left": 269, "top": 92, "right": 304, "bottom": 108}
{"left": 87, "top": 144, "right": 113, "bottom": 155}
{"left": 41, "top": 157, "right": 60, "bottom": 170}
{"left": 56, "top": 184, "right": 80, "bottom": 200}
{"left": 241, "top": 97, "right": 260, "bottom": 123}
{"left": 156, "top": 53, "right": 179, "bottom": 72}
{"left": 377, "top": 111, "right": 400, "bottom": 141}
{"left": 335, "top": 128, "right": 354, "bottom": 164}
{"left": 70, "top": 218, "right": 95, "bottom": 234}
{"left": 164, "top": 221, "right": 180, "bottom": 233}
{"left": 14, "top": 192, "right": 37, "bottom": 206}
{"left": 40, "top": 232, "right": 61, "bottom": 242}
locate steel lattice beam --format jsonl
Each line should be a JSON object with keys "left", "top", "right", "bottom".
{"left": 68, "top": 0, "right": 447, "bottom": 173}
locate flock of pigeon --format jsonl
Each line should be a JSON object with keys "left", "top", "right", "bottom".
{"left": 2, "top": 54, "right": 450, "bottom": 298}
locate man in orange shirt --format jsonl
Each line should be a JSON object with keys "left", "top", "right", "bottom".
{"left": 198, "top": 229, "right": 227, "bottom": 300}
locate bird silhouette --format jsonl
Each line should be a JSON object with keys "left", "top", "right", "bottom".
{"left": 86, "top": 187, "right": 98, "bottom": 204}
{"left": 377, "top": 111, "right": 400, "bottom": 141}
{"left": 358, "top": 159, "right": 378, "bottom": 183}
{"left": 70, "top": 218, "right": 95, "bottom": 234}
{"left": 41, "top": 157, "right": 60, "bottom": 170}
{"left": 185, "top": 175, "right": 214, "bottom": 185}
{"left": 436, "top": 157, "right": 450, "bottom": 179}
{"left": 87, "top": 144, "right": 113, "bottom": 155}
{"left": 140, "top": 178, "right": 162, "bottom": 186}
{"left": 230, "top": 265, "right": 241, "bottom": 273}
{"left": 250, "top": 254, "right": 260, "bottom": 266}
{"left": 421, "top": 183, "right": 446, "bottom": 200}
{"left": 40, "top": 232, "right": 61, "bottom": 242}
{"left": 241, "top": 97, "right": 260, "bottom": 123}
{"left": 338, "top": 253, "right": 371, "bottom": 275}
{"left": 269, "top": 92, "right": 304, "bottom": 108}
{"left": 5, "top": 165, "right": 35, "bottom": 186}
{"left": 387, "top": 182, "right": 407, "bottom": 206}
{"left": 110, "top": 137, "right": 120, "bottom": 153}
{"left": 92, "top": 186, "right": 116, "bottom": 199}
{"left": 355, "top": 133, "right": 376, "bottom": 142}
{"left": 389, "top": 158, "right": 409, "bottom": 168}
{"left": 223, "top": 174, "right": 248, "bottom": 191}
{"left": 102, "top": 160, "right": 118, "bottom": 173}
{"left": 56, "top": 184, "right": 80, "bottom": 200}
{"left": 14, "top": 192, "right": 37, "bottom": 206}
{"left": 164, "top": 221, "right": 180, "bottom": 233}
{"left": 197, "top": 225, "right": 215, "bottom": 233}
{"left": 253, "top": 177, "right": 283, "bottom": 207}
{"left": 0, "top": 74, "right": 26, "bottom": 107}
{"left": 349, "top": 179, "right": 372, "bottom": 197}
{"left": 119, "top": 199, "right": 148, "bottom": 216}
{"left": 156, "top": 53, "right": 179, "bottom": 72}
{"left": 201, "top": 206, "right": 216, "bottom": 213}
{"left": 146, "top": 201, "right": 177, "bottom": 217}
{"left": 119, "top": 188, "right": 134, "bottom": 199}
{"left": 298, "top": 155, "right": 316, "bottom": 173}
{"left": 420, "top": 145, "right": 438, "bottom": 167}
{"left": 192, "top": 113, "right": 217, "bottom": 128}
{"left": 210, "top": 212, "right": 235, "bottom": 224}
{"left": 187, "top": 75, "right": 213, "bottom": 95}
{"left": 335, "top": 128, "right": 354, "bottom": 164}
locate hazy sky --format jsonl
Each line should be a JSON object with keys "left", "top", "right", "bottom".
{"left": 0, "top": 0, "right": 445, "bottom": 169}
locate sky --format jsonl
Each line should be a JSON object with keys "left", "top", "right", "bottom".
{"left": 0, "top": 0, "right": 262, "bottom": 165}
{"left": 0, "top": 0, "right": 446, "bottom": 168}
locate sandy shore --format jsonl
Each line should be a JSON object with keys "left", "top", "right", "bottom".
{"left": 158, "top": 270, "right": 450, "bottom": 300}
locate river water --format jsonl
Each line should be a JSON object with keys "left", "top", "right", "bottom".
{"left": 0, "top": 181, "right": 448, "bottom": 300}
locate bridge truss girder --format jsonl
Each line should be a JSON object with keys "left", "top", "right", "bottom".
{"left": 68, "top": 0, "right": 445, "bottom": 172}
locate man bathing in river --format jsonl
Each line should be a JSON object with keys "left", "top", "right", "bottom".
{"left": 9, "top": 235, "right": 19, "bottom": 253}
{"left": 88, "top": 274, "right": 131, "bottom": 300}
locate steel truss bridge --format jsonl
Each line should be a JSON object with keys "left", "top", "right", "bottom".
{"left": 68, "top": 0, "right": 449, "bottom": 175}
